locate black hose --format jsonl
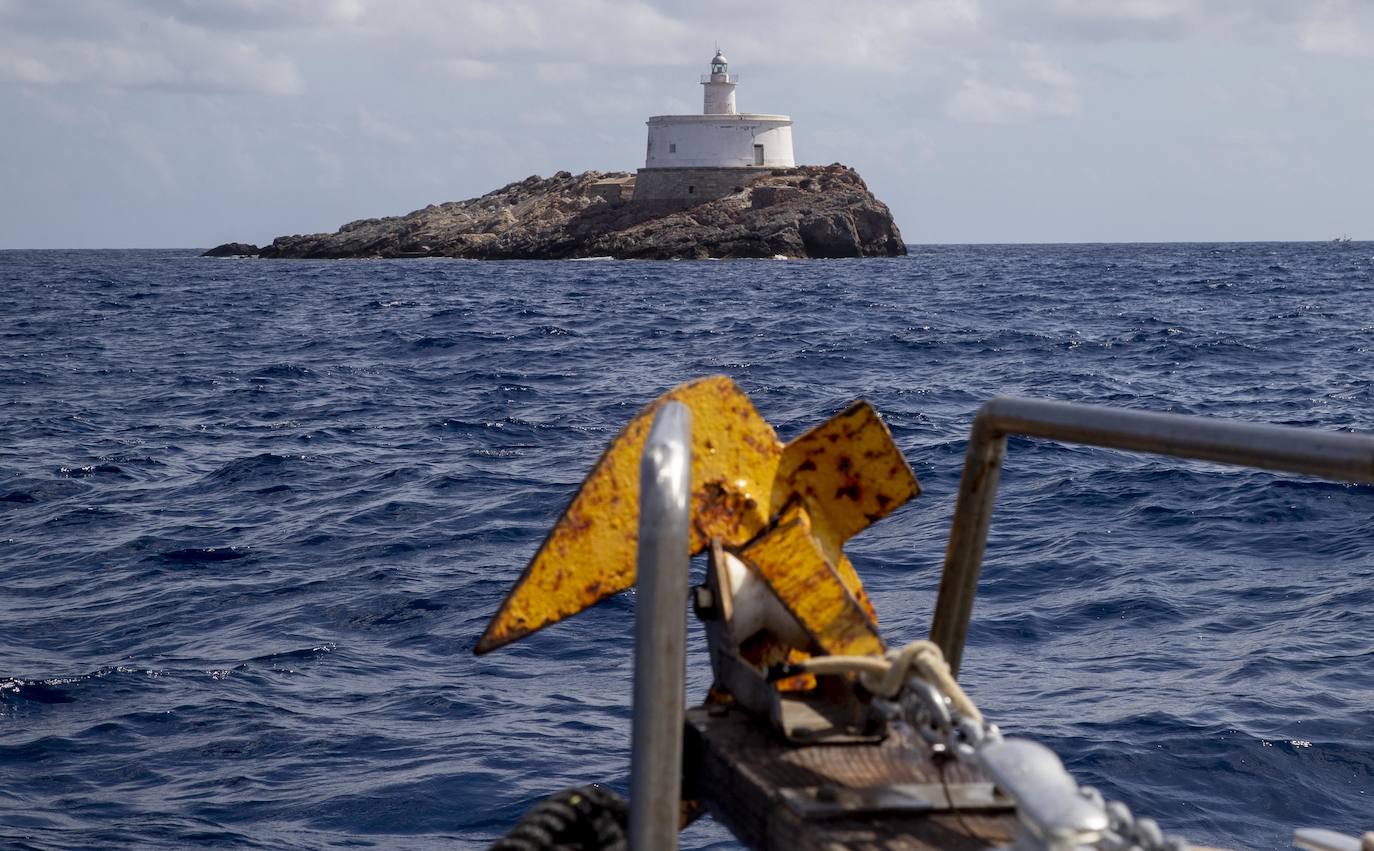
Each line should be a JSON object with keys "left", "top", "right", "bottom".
{"left": 489, "top": 784, "right": 629, "bottom": 851}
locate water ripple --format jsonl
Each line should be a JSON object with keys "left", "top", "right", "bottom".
{"left": 1, "top": 244, "right": 1371, "bottom": 849}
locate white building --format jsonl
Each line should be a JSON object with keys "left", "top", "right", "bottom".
{"left": 633, "top": 51, "right": 795, "bottom": 203}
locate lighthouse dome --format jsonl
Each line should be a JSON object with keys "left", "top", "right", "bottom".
{"left": 710, "top": 52, "right": 728, "bottom": 74}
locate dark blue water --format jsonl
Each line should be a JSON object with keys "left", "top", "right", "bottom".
{"left": 2, "top": 245, "right": 1371, "bottom": 850}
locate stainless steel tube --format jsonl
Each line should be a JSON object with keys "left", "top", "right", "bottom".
{"left": 629, "top": 401, "right": 692, "bottom": 851}
{"left": 931, "top": 396, "right": 1374, "bottom": 676}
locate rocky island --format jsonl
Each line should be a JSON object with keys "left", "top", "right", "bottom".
{"left": 206, "top": 164, "right": 904, "bottom": 261}
{"left": 209, "top": 52, "right": 908, "bottom": 261}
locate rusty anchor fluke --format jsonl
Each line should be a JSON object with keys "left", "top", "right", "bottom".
{"left": 474, "top": 375, "right": 919, "bottom": 657}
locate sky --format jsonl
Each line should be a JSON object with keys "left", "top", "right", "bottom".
{"left": 1, "top": 0, "right": 1371, "bottom": 247}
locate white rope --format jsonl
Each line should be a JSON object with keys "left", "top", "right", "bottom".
{"left": 791, "top": 639, "right": 983, "bottom": 725}
{"left": 788, "top": 640, "right": 1203, "bottom": 851}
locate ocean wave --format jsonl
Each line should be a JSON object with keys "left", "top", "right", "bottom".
{"left": 1, "top": 245, "right": 1370, "bottom": 848}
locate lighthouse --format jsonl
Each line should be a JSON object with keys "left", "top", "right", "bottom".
{"left": 632, "top": 50, "right": 795, "bottom": 203}
{"left": 702, "top": 50, "right": 737, "bottom": 115}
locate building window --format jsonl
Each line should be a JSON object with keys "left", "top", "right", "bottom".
{"left": 688, "top": 185, "right": 694, "bottom": 194}
{"left": 669, "top": 143, "right": 677, "bottom": 153}
{"left": 753, "top": 144, "right": 765, "bottom": 166}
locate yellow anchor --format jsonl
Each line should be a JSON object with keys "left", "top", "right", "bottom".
{"left": 475, "top": 376, "right": 919, "bottom": 659}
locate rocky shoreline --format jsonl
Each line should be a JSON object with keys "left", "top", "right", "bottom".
{"left": 205, "top": 164, "right": 905, "bottom": 261}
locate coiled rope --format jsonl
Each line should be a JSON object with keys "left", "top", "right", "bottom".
{"left": 488, "top": 784, "right": 628, "bottom": 851}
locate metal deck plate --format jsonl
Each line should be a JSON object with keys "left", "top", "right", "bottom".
{"left": 780, "top": 782, "right": 1014, "bottom": 819}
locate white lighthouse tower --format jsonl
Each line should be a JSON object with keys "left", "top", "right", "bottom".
{"left": 702, "top": 50, "right": 737, "bottom": 115}
{"left": 632, "top": 50, "right": 795, "bottom": 203}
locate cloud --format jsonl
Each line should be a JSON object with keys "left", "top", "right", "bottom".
{"left": 143, "top": 0, "right": 367, "bottom": 30}
{"left": 534, "top": 63, "right": 588, "bottom": 84}
{"left": 441, "top": 58, "right": 500, "bottom": 81}
{"left": 0, "top": 4, "right": 303, "bottom": 94}
{"left": 641, "top": 0, "right": 981, "bottom": 71}
{"left": 995, "top": 0, "right": 1199, "bottom": 41}
{"left": 1298, "top": 1, "right": 1374, "bottom": 55}
{"left": 0, "top": 51, "right": 61, "bottom": 85}
{"left": 350, "top": 0, "right": 690, "bottom": 65}
{"left": 5, "top": 0, "right": 1372, "bottom": 103}
{"left": 355, "top": 107, "right": 415, "bottom": 145}
{"left": 946, "top": 51, "right": 1081, "bottom": 124}
{"left": 987, "top": 0, "right": 1374, "bottom": 54}
{"left": 946, "top": 78, "right": 1071, "bottom": 124}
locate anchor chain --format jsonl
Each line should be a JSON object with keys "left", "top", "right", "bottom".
{"left": 1085, "top": 788, "right": 1188, "bottom": 851}
{"left": 794, "top": 641, "right": 1193, "bottom": 851}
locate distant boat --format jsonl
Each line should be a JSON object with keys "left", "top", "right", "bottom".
{"left": 1330, "top": 234, "right": 1353, "bottom": 244}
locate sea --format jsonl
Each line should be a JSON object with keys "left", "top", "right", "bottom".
{"left": 1, "top": 244, "right": 1371, "bottom": 850}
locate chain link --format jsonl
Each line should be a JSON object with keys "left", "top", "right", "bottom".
{"left": 892, "top": 660, "right": 1189, "bottom": 851}
{"left": 801, "top": 644, "right": 1196, "bottom": 851}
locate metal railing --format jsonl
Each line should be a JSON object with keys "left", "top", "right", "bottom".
{"left": 628, "top": 402, "right": 692, "bottom": 851}
{"left": 929, "top": 396, "right": 1374, "bottom": 677}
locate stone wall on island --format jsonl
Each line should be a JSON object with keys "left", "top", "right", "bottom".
{"left": 589, "top": 176, "right": 637, "bottom": 206}
{"left": 632, "top": 166, "right": 774, "bottom": 204}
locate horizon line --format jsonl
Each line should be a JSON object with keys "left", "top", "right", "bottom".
{"left": 3, "top": 239, "right": 1369, "bottom": 252}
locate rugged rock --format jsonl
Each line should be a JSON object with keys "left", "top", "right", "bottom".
{"left": 202, "top": 242, "right": 260, "bottom": 257}
{"left": 223, "top": 165, "right": 904, "bottom": 260}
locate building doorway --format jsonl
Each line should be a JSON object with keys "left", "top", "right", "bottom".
{"left": 753, "top": 144, "right": 765, "bottom": 166}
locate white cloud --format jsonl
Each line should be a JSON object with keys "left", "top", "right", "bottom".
{"left": 0, "top": 52, "right": 61, "bottom": 85}
{"left": 144, "top": 0, "right": 367, "bottom": 30}
{"left": 1299, "top": 1, "right": 1373, "bottom": 55}
{"left": 302, "top": 141, "right": 346, "bottom": 188}
{"left": 351, "top": 0, "right": 690, "bottom": 64}
{"left": 987, "top": 0, "right": 1374, "bottom": 54}
{"left": 518, "top": 109, "right": 569, "bottom": 126}
{"left": 441, "top": 59, "right": 500, "bottom": 80}
{"left": 1022, "top": 54, "right": 1074, "bottom": 89}
{"left": 534, "top": 63, "right": 588, "bottom": 84}
{"left": 661, "top": 0, "right": 981, "bottom": 71}
{"left": 1003, "top": 0, "right": 1199, "bottom": 40}
{"left": 5, "top": 0, "right": 1372, "bottom": 103}
{"left": 3, "top": 0, "right": 1373, "bottom": 247}
{"left": 946, "top": 51, "right": 1081, "bottom": 124}
{"left": 947, "top": 79, "right": 1052, "bottom": 124}
{"left": 0, "top": 6, "right": 303, "bottom": 94}
{"left": 355, "top": 107, "right": 415, "bottom": 145}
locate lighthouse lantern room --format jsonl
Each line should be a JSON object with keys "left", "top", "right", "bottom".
{"left": 702, "top": 50, "right": 737, "bottom": 115}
